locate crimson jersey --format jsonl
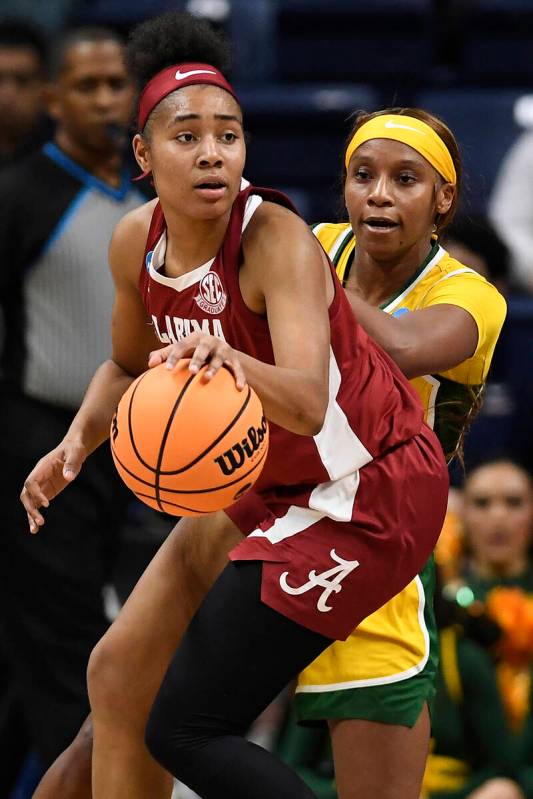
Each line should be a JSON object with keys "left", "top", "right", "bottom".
{"left": 140, "top": 182, "right": 423, "bottom": 519}
{"left": 139, "top": 182, "right": 448, "bottom": 640}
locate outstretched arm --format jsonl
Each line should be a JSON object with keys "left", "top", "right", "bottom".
{"left": 20, "top": 202, "right": 159, "bottom": 531}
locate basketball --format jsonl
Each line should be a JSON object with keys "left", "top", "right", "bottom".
{"left": 110, "top": 360, "right": 269, "bottom": 516}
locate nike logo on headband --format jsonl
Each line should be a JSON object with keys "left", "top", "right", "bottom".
{"left": 384, "top": 120, "right": 423, "bottom": 134}
{"left": 175, "top": 68, "right": 217, "bottom": 81}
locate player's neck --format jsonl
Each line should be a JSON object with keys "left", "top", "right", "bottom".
{"left": 54, "top": 130, "right": 123, "bottom": 188}
{"left": 350, "top": 239, "right": 433, "bottom": 307}
{"left": 163, "top": 205, "right": 231, "bottom": 277}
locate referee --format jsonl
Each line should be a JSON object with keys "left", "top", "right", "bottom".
{"left": 0, "top": 26, "right": 147, "bottom": 775}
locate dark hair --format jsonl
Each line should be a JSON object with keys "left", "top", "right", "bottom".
{"left": 465, "top": 458, "right": 533, "bottom": 490}
{"left": 0, "top": 18, "right": 47, "bottom": 66}
{"left": 126, "top": 11, "right": 231, "bottom": 91}
{"left": 342, "top": 107, "right": 462, "bottom": 236}
{"left": 444, "top": 214, "right": 510, "bottom": 285}
{"left": 48, "top": 26, "right": 125, "bottom": 80}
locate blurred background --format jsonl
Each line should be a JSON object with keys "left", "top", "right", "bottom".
{"left": 0, "top": 1, "right": 532, "bottom": 798}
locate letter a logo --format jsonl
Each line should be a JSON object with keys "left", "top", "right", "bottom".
{"left": 279, "top": 549, "right": 359, "bottom": 612}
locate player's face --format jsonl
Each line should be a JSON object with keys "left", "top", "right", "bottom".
{"left": 134, "top": 85, "right": 245, "bottom": 222}
{"left": 344, "top": 139, "right": 453, "bottom": 264}
{"left": 47, "top": 40, "right": 134, "bottom": 155}
{"left": 463, "top": 463, "right": 533, "bottom": 574}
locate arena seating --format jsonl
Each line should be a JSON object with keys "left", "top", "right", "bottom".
{"left": 458, "top": 0, "right": 533, "bottom": 85}
{"left": 416, "top": 88, "right": 524, "bottom": 213}
{"left": 274, "top": 0, "right": 436, "bottom": 90}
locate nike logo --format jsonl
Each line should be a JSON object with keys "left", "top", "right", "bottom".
{"left": 175, "top": 68, "right": 217, "bottom": 81}
{"left": 384, "top": 120, "right": 423, "bottom": 134}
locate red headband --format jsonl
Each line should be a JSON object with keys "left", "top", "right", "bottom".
{"left": 137, "top": 62, "right": 239, "bottom": 131}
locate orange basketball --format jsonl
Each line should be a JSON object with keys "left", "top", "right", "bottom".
{"left": 110, "top": 360, "right": 269, "bottom": 516}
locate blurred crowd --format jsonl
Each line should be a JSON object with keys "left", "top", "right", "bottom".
{"left": 0, "top": 3, "right": 532, "bottom": 799}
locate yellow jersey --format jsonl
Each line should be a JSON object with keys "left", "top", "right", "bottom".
{"left": 313, "top": 222, "right": 507, "bottom": 459}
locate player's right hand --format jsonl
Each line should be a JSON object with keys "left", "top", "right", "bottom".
{"left": 20, "top": 441, "right": 88, "bottom": 534}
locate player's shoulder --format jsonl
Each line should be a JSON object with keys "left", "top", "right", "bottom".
{"left": 433, "top": 248, "right": 485, "bottom": 280}
{"left": 244, "top": 199, "right": 315, "bottom": 248}
{"left": 311, "top": 221, "right": 351, "bottom": 238}
{"left": 109, "top": 198, "right": 159, "bottom": 276}
{"left": 112, "top": 198, "right": 158, "bottom": 244}
{"left": 310, "top": 221, "right": 352, "bottom": 254}
{"left": 418, "top": 247, "right": 507, "bottom": 321}
{"left": 434, "top": 248, "right": 506, "bottom": 297}
{"left": 251, "top": 198, "right": 307, "bottom": 226}
{"left": 242, "top": 200, "right": 325, "bottom": 288}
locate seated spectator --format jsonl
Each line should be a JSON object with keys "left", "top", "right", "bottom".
{"left": 460, "top": 460, "right": 533, "bottom": 600}
{"left": 489, "top": 131, "right": 533, "bottom": 293}
{"left": 458, "top": 460, "right": 533, "bottom": 735}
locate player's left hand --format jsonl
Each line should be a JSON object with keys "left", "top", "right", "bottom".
{"left": 148, "top": 333, "right": 247, "bottom": 390}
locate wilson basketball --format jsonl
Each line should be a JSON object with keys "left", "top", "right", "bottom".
{"left": 110, "top": 360, "right": 269, "bottom": 516}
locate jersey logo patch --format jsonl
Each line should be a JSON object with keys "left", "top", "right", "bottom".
{"left": 194, "top": 271, "right": 227, "bottom": 314}
{"left": 279, "top": 549, "right": 360, "bottom": 613}
{"left": 392, "top": 307, "right": 410, "bottom": 318}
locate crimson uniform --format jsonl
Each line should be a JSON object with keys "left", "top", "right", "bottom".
{"left": 139, "top": 182, "right": 448, "bottom": 640}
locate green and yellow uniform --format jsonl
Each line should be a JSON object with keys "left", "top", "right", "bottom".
{"left": 295, "top": 222, "right": 507, "bottom": 726}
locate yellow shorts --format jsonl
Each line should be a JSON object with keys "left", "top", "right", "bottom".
{"left": 295, "top": 556, "right": 437, "bottom": 727}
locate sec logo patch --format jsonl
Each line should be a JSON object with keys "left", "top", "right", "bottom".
{"left": 194, "top": 271, "right": 227, "bottom": 315}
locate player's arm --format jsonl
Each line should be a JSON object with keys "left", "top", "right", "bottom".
{"left": 64, "top": 201, "right": 160, "bottom": 454}
{"left": 152, "top": 204, "right": 332, "bottom": 436}
{"left": 21, "top": 202, "right": 158, "bottom": 531}
{"left": 240, "top": 204, "right": 332, "bottom": 434}
{"left": 344, "top": 291, "right": 478, "bottom": 379}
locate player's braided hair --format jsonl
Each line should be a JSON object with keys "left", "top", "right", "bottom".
{"left": 126, "top": 11, "right": 232, "bottom": 91}
{"left": 441, "top": 385, "right": 485, "bottom": 467}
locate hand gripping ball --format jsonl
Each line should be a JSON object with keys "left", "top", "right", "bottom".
{"left": 110, "top": 360, "right": 269, "bottom": 516}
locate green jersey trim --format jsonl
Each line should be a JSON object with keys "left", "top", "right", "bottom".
{"left": 381, "top": 241, "right": 443, "bottom": 312}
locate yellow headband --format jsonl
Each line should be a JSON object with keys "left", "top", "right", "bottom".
{"left": 344, "top": 114, "right": 457, "bottom": 185}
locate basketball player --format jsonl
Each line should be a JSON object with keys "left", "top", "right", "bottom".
{"left": 290, "top": 108, "right": 507, "bottom": 799}
{"left": 21, "top": 11, "right": 449, "bottom": 799}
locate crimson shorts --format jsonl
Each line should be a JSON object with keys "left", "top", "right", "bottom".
{"left": 227, "top": 425, "right": 447, "bottom": 641}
